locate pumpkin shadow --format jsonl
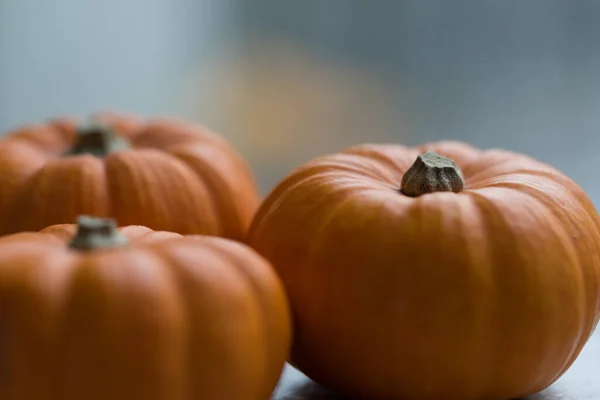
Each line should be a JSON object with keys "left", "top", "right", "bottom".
{"left": 511, "top": 386, "right": 560, "bottom": 400}
{"left": 274, "top": 379, "right": 352, "bottom": 400}
{"left": 275, "top": 382, "right": 560, "bottom": 400}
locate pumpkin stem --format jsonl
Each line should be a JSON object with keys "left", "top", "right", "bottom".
{"left": 400, "top": 151, "right": 464, "bottom": 197}
{"left": 67, "top": 121, "right": 129, "bottom": 157}
{"left": 68, "top": 216, "right": 128, "bottom": 251}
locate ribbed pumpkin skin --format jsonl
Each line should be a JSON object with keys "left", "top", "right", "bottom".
{"left": 0, "top": 224, "right": 290, "bottom": 400}
{"left": 248, "top": 141, "right": 600, "bottom": 400}
{"left": 0, "top": 113, "right": 260, "bottom": 241}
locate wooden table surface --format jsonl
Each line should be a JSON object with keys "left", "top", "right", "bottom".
{"left": 272, "top": 330, "right": 600, "bottom": 399}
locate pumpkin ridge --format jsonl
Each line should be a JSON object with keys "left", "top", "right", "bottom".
{"left": 469, "top": 188, "right": 586, "bottom": 395}
{"left": 99, "top": 155, "right": 115, "bottom": 219}
{"left": 303, "top": 154, "right": 402, "bottom": 189}
{"left": 249, "top": 171, "right": 335, "bottom": 242}
{"left": 526, "top": 169, "right": 600, "bottom": 228}
{"left": 0, "top": 233, "right": 75, "bottom": 396}
{"left": 467, "top": 169, "right": 544, "bottom": 189}
{"left": 104, "top": 149, "right": 219, "bottom": 235}
{"left": 5, "top": 157, "right": 110, "bottom": 235}
{"left": 283, "top": 192, "right": 362, "bottom": 373}
{"left": 343, "top": 144, "right": 416, "bottom": 176}
{"left": 250, "top": 171, "right": 381, "bottom": 249}
{"left": 118, "top": 226, "right": 167, "bottom": 243}
{"left": 104, "top": 151, "right": 147, "bottom": 228}
{"left": 131, "top": 119, "right": 217, "bottom": 150}
{"left": 44, "top": 251, "right": 79, "bottom": 399}
{"left": 467, "top": 164, "right": 569, "bottom": 189}
{"left": 467, "top": 191, "right": 536, "bottom": 397}
{"left": 438, "top": 194, "right": 495, "bottom": 398}
{"left": 0, "top": 143, "right": 49, "bottom": 234}
{"left": 199, "top": 237, "right": 291, "bottom": 399}
{"left": 282, "top": 192, "right": 419, "bottom": 397}
{"left": 318, "top": 153, "right": 403, "bottom": 186}
{"left": 38, "top": 224, "right": 78, "bottom": 242}
{"left": 484, "top": 181, "right": 600, "bottom": 384}
{"left": 168, "top": 146, "right": 251, "bottom": 241}
{"left": 155, "top": 239, "right": 266, "bottom": 399}
{"left": 479, "top": 174, "right": 600, "bottom": 324}
{"left": 139, "top": 244, "right": 191, "bottom": 398}
{"left": 155, "top": 150, "right": 224, "bottom": 236}
{"left": 249, "top": 154, "right": 351, "bottom": 221}
{"left": 4, "top": 124, "right": 71, "bottom": 156}
{"left": 465, "top": 150, "right": 548, "bottom": 184}
{"left": 467, "top": 191, "right": 543, "bottom": 397}
{"left": 54, "top": 246, "right": 188, "bottom": 399}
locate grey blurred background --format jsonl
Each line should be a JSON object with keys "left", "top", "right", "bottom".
{"left": 1, "top": 0, "right": 599, "bottom": 199}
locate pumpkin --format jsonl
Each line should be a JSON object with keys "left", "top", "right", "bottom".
{"left": 0, "top": 112, "right": 259, "bottom": 240}
{"left": 248, "top": 141, "right": 600, "bottom": 400}
{"left": 0, "top": 216, "right": 290, "bottom": 400}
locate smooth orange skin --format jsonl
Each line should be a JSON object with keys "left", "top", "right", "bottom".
{"left": 0, "top": 112, "right": 260, "bottom": 241}
{"left": 248, "top": 141, "right": 600, "bottom": 400}
{"left": 0, "top": 224, "right": 291, "bottom": 400}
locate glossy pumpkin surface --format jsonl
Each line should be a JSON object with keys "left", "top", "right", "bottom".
{"left": 248, "top": 141, "right": 600, "bottom": 400}
{"left": 0, "top": 112, "right": 259, "bottom": 240}
{"left": 0, "top": 217, "right": 290, "bottom": 400}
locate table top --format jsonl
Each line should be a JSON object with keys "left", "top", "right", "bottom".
{"left": 272, "top": 330, "right": 600, "bottom": 400}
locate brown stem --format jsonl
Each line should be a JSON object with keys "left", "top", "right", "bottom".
{"left": 400, "top": 151, "right": 464, "bottom": 197}
{"left": 68, "top": 216, "right": 128, "bottom": 251}
{"left": 67, "top": 121, "right": 129, "bottom": 157}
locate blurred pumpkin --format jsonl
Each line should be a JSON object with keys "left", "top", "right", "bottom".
{"left": 248, "top": 141, "right": 600, "bottom": 400}
{"left": 0, "top": 216, "right": 290, "bottom": 400}
{"left": 0, "top": 112, "right": 259, "bottom": 240}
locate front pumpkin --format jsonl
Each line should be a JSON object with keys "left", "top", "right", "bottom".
{"left": 0, "top": 216, "right": 290, "bottom": 400}
{"left": 248, "top": 141, "right": 600, "bottom": 400}
{"left": 0, "top": 112, "right": 259, "bottom": 240}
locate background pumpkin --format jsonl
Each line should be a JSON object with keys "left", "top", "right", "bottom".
{"left": 0, "top": 112, "right": 259, "bottom": 240}
{"left": 0, "top": 216, "right": 290, "bottom": 400}
{"left": 248, "top": 140, "right": 600, "bottom": 400}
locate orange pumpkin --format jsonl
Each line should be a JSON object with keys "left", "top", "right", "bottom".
{"left": 248, "top": 141, "right": 600, "bottom": 400}
{"left": 0, "top": 112, "right": 259, "bottom": 240}
{"left": 0, "top": 216, "right": 290, "bottom": 400}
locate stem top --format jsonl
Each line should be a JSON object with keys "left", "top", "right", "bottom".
{"left": 68, "top": 216, "right": 128, "bottom": 251}
{"left": 400, "top": 151, "right": 464, "bottom": 197}
{"left": 67, "top": 121, "right": 129, "bottom": 157}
